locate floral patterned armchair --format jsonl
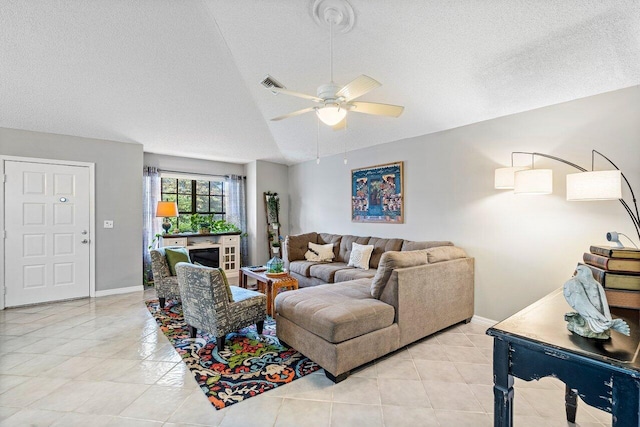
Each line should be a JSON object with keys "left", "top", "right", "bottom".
{"left": 175, "top": 262, "right": 267, "bottom": 349}
{"left": 149, "top": 247, "right": 182, "bottom": 308}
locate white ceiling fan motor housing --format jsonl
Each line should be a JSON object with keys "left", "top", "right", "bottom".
{"left": 317, "top": 83, "right": 342, "bottom": 103}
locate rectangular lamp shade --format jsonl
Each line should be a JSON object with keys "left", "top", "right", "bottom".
{"left": 514, "top": 169, "right": 553, "bottom": 194}
{"left": 156, "top": 201, "right": 179, "bottom": 217}
{"left": 566, "top": 170, "right": 622, "bottom": 201}
{"left": 495, "top": 166, "right": 530, "bottom": 189}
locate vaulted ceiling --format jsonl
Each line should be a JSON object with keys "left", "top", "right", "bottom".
{"left": 1, "top": 1, "right": 639, "bottom": 165}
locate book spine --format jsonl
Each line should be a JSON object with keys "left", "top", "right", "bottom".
{"left": 603, "top": 270, "right": 640, "bottom": 291}
{"left": 589, "top": 245, "right": 640, "bottom": 259}
{"left": 589, "top": 246, "right": 612, "bottom": 258}
{"left": 580, "top": 262, "right": 640, "bottom": 290}
{"left": 583, "top": 253, "right": 609, "bottom": 270}
{"left": 605, "top": 289, "right": 640, "bottom": 310}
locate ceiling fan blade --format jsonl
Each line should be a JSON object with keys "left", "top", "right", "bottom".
{"left": 270, "top": 107, "right": 316, "bottom": 121}
{"left": 269, "top": 87, "right": 323, "bottom": 103}
{"left": 349, "top": 101, "right": 404, "bottom": 117}
{"left": 332, "top": 117, "right": 347, "bottom": 131}
{"left": 336, "top": 75, "right": 381, "bottom": 101}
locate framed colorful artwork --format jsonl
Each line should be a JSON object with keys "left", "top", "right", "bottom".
{"left": 351, "top": 161, "right": 404, "bottom": 223}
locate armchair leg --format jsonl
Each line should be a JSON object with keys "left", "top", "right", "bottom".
{"left": 256, "top": 320, "right": 264, "bottom": 334}
{"left": 159, "top": 297, "right": 166, "bottom": 308}
{"left": 217, "top": 336, "right": 225, "bottom": 350}
{"left": 188, "top": 325, "right": 197, "bottom": 339}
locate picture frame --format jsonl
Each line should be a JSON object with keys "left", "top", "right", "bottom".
{"left": 351, "top": 161, "right": 404, "bottom": 223}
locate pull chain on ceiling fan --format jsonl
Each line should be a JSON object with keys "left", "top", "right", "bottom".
{"left": 263, "top": 0, "right": 404, "bottom": 129}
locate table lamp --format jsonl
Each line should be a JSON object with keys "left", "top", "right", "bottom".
{"left": 156, "top": 201, "right": 179, "bottom": 234}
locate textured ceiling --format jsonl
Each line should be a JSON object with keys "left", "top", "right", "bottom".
{"left": 1, "top": 1, "right": 639, "bottom": 165}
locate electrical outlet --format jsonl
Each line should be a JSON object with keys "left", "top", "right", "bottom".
{"left": 104, "top": 220, "right": 114, "bottom": 229}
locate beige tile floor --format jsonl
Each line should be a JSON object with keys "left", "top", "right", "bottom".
{"left": 0, "top": 290, "right": 612, "bottom": 427}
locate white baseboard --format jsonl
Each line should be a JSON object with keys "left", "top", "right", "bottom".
{"left": 471, "top": 314, "right": 498, "bottom": 327}
{"left": 95, "top": 285, "right": 144, "bottom": 297}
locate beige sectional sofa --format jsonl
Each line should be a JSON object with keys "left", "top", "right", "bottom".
{"left": 275, "top": 232, "right": 474, "bottom": 382}
{"left": 282, "top": 232, "right": 454, "bottom": 287}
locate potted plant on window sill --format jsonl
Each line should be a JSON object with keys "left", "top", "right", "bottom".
{"left": 198, "top": 217, "right": 211, "bottom": 234}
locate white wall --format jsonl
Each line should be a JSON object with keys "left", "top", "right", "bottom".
{"left": 245, "top": 161, "right": 258, "bottom": 265}
{"left": 143, "top": 152, "right": 244, "bottom": 176}
{"left": 0, "top": 127, "right": 143, "bottom": 293}
{"left": 288, "top": 86, "right": 640, "bottom": 321}
{"left": 244, "top": 160, "right": 289, "bottom": 266}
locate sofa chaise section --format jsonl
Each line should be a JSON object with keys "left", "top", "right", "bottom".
{"left": 275, "top": 279, "right": 399, "bottom": 382}
{"left": 276, "top": 245, "right": 474, "bottom": 382}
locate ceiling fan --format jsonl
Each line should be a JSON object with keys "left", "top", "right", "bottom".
{"left": 262, "top": 0, "right": 404, "bottom": 130}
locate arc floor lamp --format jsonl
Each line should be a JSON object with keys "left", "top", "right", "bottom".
{"left": 495, "top": 150, "right": 639, "bottom": 244}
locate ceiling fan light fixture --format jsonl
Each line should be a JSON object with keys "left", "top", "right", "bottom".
{"left": 316, "top": 104, "right": 347, "bottom": 126}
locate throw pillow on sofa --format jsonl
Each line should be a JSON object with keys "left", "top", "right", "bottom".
{"left": 347, "top": 242, "right": 375, "bottom": 270}
{"left": 304, "top": 242, "right": 335, "bottom": 262}
{"left": 165, "top": 247, "right": 191, "bottom": 276}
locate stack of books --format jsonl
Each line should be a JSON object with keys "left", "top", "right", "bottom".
{"left": 580, "top": 246, "right": 640, "bottom": 309}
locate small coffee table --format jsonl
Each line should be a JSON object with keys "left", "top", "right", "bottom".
{"left": 239, "top": 267, "right": 299, "bottom": 317}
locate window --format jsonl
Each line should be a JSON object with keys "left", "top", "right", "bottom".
{"left": 161, "top": 177, "right": 225, "bottom": 233}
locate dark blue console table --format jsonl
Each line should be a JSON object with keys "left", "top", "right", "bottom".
{"left": 487, "top": 289, "right": 640, "bottom": 427}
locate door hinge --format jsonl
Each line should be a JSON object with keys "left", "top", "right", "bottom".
{"left": 2, "top": 174, "right": 5, "bottom": 183}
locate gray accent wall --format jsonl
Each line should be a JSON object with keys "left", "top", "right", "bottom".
{"left": 245, "top": 160, "right": 289, "bottom": 266}
{"left": 288, "top": 86, "right": 640, "bottom": 321}
{"left": 0, "top": 127, "right": 143, "bottom": 292}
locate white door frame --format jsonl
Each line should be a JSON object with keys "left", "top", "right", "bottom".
{"left": 0, "top": 155, "right": 96, "bottom": 310}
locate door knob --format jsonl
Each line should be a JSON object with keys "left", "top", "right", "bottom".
{"left": 81, "top": 239, "right": 89, "bottom": 244}
{"left": 81, "top": 230, "right": 88, "bottom": 235}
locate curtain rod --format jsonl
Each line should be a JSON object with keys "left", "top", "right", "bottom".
{"left": 158, "top": 168, "right": 245, "bottom": 179}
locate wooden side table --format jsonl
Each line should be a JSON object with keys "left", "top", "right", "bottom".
{"left": 239, "top": 267, "right": 299, "bottom": 317}
{"left": 487, "top": 289, "right": 640, "bottom": 427}
{"left": 268, "top": 276, "right": 298, "bottom": 317}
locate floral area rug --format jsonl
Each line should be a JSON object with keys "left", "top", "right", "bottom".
{"left": 145, "top": 299, "right": 319, "bottom": 409}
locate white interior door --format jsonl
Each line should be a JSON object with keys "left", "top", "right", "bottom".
{"left": 4, "top": 160, "right": 91, "bottom": 306}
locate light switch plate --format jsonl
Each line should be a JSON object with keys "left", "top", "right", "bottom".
{"left": 104, "top": 220, "right": 114, "bottom": 229}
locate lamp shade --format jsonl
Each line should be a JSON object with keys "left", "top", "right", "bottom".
{"left": 495, "top": 166, "right": 530, "bottom": 189}
{"left": 514, "top": 169, "right": 553, "bottom": 194}
{"left": 316, "top": 105, "right": 347, "bottom": 126}
{"left": 156, "top": 201, "right": 178, "bottom": 217}
{"left": 566, "top": 170, "right": 622, "bottom": 201}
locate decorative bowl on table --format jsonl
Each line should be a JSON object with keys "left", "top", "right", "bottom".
{"left": 265, "top": 271, "right": 288, "bottom": 278}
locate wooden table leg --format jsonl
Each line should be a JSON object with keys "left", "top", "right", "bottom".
{"left": 565, "top": 385, "right": 578, "bottom": 423}
{"left": 493, "top": 338, "right": 514, "bottom": 427}
{"left": 612, "top": 375, "right": 640, "bottom": 427}
{"left": 265, "top": 279, "right": 274, "bottom": 317}
{"left": 270, "top": 281, "right": 295, "bottom": 317}
{"left": 239, "top": 270, "right": 246, "bottom": 288}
